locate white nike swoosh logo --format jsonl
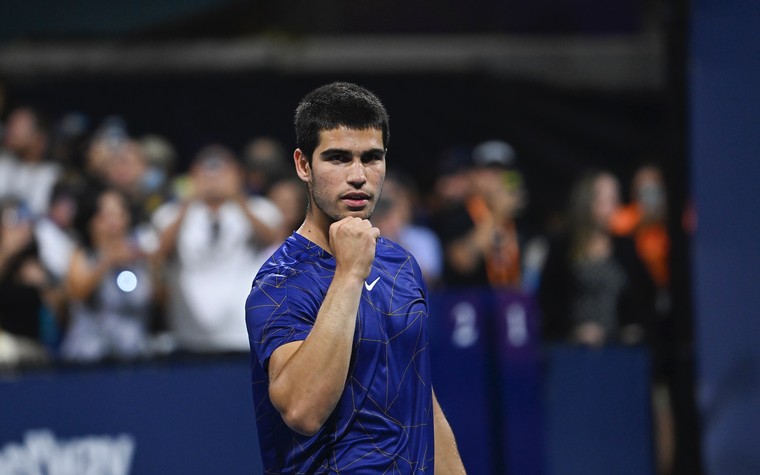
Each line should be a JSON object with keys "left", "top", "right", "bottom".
{"left": 364, "top": 277, "right": 380, "bottom": 291}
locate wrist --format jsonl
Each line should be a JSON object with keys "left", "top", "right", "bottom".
{"left": 332, "top": 267, "right": 367, "bottom": 287}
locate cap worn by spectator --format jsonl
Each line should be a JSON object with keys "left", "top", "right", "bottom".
{"left": 472, "top": 140, "right": 517, "bottom": 169}
{"left": 193, "top": 144, "right": 238, "bottom": 170}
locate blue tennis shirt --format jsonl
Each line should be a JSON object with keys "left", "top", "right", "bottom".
{"left": 246, "top": 232, "right": 435, "bottom": 474}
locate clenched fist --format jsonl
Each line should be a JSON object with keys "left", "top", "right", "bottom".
{"left": 329, "top": 217, "right": 380, "bottom": 281}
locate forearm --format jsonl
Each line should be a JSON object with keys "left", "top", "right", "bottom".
{"left": 433, "top": 391, "right": 466, "bottom": 475}
{"left": 447, "top": 223, "right": 494, "bottom": 275}
{"left": 66, "top": 251, "right": 111, "bottom": 300}
{"left": 237, "top": 197, "right": 280, "bottom": 246}
{"left": 447, "top": 240, "right": 479, "bottom": 274}
{"left": 156, "top": 203, "right": 189, "bottom": 259}
{"left": 269, "top": 270, "right": 363, "bottom": 435}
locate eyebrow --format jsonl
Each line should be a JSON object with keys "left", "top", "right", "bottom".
{"left": 319, "top": 147, "right": 386, "bottom": 158}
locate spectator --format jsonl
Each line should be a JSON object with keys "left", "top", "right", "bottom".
{"left": 60, "top": 186, "right": 156, "bottom": 363}
{"left": 33, "top": 181, "right": 80, "bottom": 312}
{"left": 102, "top": 137, "right": 158, "bottom": 225}
{"left": 611, "top": 163, "right": 671, "bottom": 310}
{"left": 138, "top": 134, "right": 178, "bottom": 215}
{"left": 242, "top": 136, "right": 290, "bottom": 196}
{"left": 79, "top": 116, "right": 129, "bottom": 187}
{"left": 252, "top": 176, "right": 308, "bottom": 273}
{"left": 266, "top": 176, "right": 307, "bottom": 242}
{"left": 611, "top": 163, "right": 675, "bottom": 474}
{"left": 0, "top": 198, "right": 59, "bottom": 366}
{"left": 538, "top": 170, "right": 656, "bottom": 346}
{"left": 373, "top": 169, "right": 444, "bottom": 287}
{"left": 49, "top": 111, "right": 90, "bottom": 176}
{"left": 427, "top": 146, "right": 471, "bottom": 219}
{"left": 104, "top": 140, "right": 146, "bottom": 203}
{"left": 433, "top": 139, "right": 532, "bottom": 289}
{"left": 0, "top": 106, "right": 61, "bottom": 217}
{"left": 152, "top": 144, "right": 281, "bottom": 353}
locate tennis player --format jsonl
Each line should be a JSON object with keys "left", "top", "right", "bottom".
{"left": 245, "top": 82, "right": 465, "bottom": 473}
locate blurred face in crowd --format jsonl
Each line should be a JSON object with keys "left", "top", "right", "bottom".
{"left": 372, "top": 176, "right": 412, "bottom": 238}
{"left": 3, "top": 108, "right": 41, "bottom": 156}
{"left": 268, "top": 179, "right": 306, "bottom": 231}
{"left": 389, "top": 181, "right": 412, "bottom": 224}
{"left": 434, "top": 171, "right": 470, "bottom": 204}
{"left": 632, "top": 165, "right": 666, "bottom": 221}
{"left": 87, "top": 134, "right": 124, "bottom": 179}
{"left": 471, "top": 166, "right": 525, "bottom": 217}
{"left": 295, "top": 127, "right": 386, "bottom": 224}
{"left": 191, "top": 152, "right": 243, "bottom": 205}
{"left": 591, "top": 173, "right": 621, "bottom": 231}
{"left": 49, "top": 192, "right": 77, "bottom": 229}
{"left": 90, "top": 190, "right": 131, "bottom": 242}
{"left": 106, "top": 140, "right": 147, "bottom": 193}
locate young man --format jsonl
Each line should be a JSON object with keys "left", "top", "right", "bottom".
{"left": 245, "top": 82, "right": 466, "bottom": 474}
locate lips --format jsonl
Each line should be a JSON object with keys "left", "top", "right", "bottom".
{"left": 341, "top": 192, "right": 371, "bottom": 208}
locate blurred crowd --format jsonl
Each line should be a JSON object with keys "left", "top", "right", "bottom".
{"left": 0, "top": 97, "right": 675, "bottom": 376}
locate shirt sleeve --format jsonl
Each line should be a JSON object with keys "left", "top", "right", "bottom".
{"left": 245, "top": 266, "right": 320, "bottom": 371}
{"left": 247, "top": 196, "right": 283, "bottom": 232}
{"left": 151, "top": 201, "right": 180, "bottom": 232}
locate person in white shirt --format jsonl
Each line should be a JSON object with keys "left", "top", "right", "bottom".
{"left": 152, "top": 144, "right": 281, "bottom": 353}
{"left": 0, "top": 106, "right": 60, "bottom": 217}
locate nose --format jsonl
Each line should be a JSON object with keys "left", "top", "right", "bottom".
{"left": 347, "top": 160, "right": 366, "bottom": 187}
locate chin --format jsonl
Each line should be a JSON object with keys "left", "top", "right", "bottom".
{"left": 347, "top": 209, "right": 373, "bottom": 220}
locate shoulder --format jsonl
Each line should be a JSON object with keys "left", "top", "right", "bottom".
{"left": 245, "top": 195, "right": 282, "bottom": 220}
{"left": 248, "top": 246, "right": 328, "bottom": 318}
{"left": 376, "top": 236, "right": 412, "bottom": 258}
{"left": 376, "top": 237, "right": 426, "bottom": 281}
{"left": 253, "top": 235, "right": 327, "bottom": 287}
{"left": 40, "top": 160, "right": 62, "bottom": 175}
{"left": 151, "top": 200, "right": 183, "bottom": 228}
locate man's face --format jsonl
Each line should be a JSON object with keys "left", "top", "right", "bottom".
{"left": 3, "top": 109, "right": 36, "bottom": 153}
{"left": 192, "top": 156, "right": 242, "bottom": 203}
{"left": 592, "top": 173, "right": 620, "bottom": 230}
{"left": 300, "top": 127, "right": 386, "bottom": 224}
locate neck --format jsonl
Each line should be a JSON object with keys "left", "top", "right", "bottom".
{"left": 585, "top": 230, "right": 612, "bottom": 259}
{"left": 296, "top": 214, "right": 332, "bottom": 254}
{"left": 19, "top": 144, "right": 45, "bottom": 164}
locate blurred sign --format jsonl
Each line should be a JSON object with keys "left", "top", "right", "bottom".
{"left": 0, "top": 357, "right": 262, "bottom": 474}
{"left": 430, "top": 288, "right": 544, "bottom": 475}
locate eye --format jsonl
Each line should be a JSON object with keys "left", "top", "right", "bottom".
{"left": 361, "top": 152, "right": 384, "bottom": 163}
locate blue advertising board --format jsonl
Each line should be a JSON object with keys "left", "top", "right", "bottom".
{"left": 493, "top": 290, "right": 544, "bottom": 475}
{"left": 429, "top": 288, "right": 496, "bottom": 475}
{"left": 0, "top": 356, "right": 263, "bottom": 474}
{"left": 2, "top": 293, "right": 656, "bottom": 475}
{"left": 429, "top": 288, "right": 544, "bottom": 475}
{"left": 543, "top": 345, "right": 654, "bottom": 475}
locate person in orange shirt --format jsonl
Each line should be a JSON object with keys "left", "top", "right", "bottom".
{"left": 611, "top": 164, "right": 670, "bottom": 292}
{"left": 434, "top": 140, "right": 529, "bottom": 289}
{"left": 610, "top": 163, "right": 676, "bottom": 475}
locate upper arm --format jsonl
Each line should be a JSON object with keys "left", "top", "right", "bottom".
{"left": 245, "top": 269, "right": 316, "bottom": 375}
{"left": 65, "top": 248, "right": 92, "bottom": 299}
{"left": 432, "top": 388, "right": 443, "bottom": 415}
{"left": 267, "top": 340, "right": 303, "bottom": 382}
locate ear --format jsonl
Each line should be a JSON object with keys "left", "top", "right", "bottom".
{"left": 294, "top": 149, "right": 311, "bottom": 184}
